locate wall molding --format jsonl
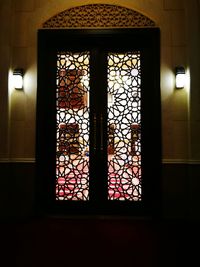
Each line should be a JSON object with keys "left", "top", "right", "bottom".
{"left": 0, "top": 158, "right": 35, "bottom": 163}
{"left": 162, "top": 159, "right": 200, "bottom": 165}
{"left": 1, "top": 158, "right": 200, "bottom": 165}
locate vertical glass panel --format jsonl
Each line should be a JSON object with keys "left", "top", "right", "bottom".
{"left": 107, "top": 52, "right": 142, "bottom": 201}
{"left": 56, "top": 52, "right": 90, "bottom": 200}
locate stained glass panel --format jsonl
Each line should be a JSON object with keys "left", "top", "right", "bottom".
{"left": 107, "top": 52, "right": 142, "bottom": 201}
{"left": 56, "top": 52, "right": 90, "bottom": 200}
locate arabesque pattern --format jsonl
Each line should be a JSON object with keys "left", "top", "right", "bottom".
{"left": 56, "top": 52, "right": 90, "bottom": 200}
{"left": 107, "top": 52, "right": 142, "bottom": 201}
{"left": 43, "top": 4, "right": 155, "bottom": 28}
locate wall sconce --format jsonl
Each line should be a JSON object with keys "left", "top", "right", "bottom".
{"left": 13, "top": 68, "right": 24, "bottom": 89}
{"left": 175, "top": 66, "right": 185, "bottom": 89}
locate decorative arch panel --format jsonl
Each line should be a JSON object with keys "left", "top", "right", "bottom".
{"left": 42, "top": 4, "right": 156, "bottom": 28}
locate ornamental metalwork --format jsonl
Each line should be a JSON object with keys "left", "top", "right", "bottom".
{"left": 56, "top": 52, "right": 90, "bottom": 200}
{"left": 43, "top": 4, "right": 155, "bottom": 28}
{"left": 107, "top": 52, "right": 142, "bottom": 201}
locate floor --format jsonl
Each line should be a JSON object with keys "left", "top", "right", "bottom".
{"left": 1, "top": 217, "right": 195, "bottom": 267}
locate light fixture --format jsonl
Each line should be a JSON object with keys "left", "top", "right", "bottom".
{"left": 175, "top": 66, "right": 185, "bottom": 89}
{"left": 13, "top": 68, "right": 24, "bottom": 89}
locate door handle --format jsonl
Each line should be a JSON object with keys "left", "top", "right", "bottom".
{"left": 100, "top": 114, "right": 103, "bottom": 151}
{"left": 93, "top": 114, "right": 97, "bottom": 151}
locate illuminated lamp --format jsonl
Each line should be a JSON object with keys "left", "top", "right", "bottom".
{"left": 13, "top": 68, "right": 23, "bottom": 89}
{"left": 175, "top": 66, "right": 185, "bottom": 89}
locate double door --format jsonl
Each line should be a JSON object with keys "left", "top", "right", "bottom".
{"left": 37, "top": 29, "right": 161, "bottom": 216}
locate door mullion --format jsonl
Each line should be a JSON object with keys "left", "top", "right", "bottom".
{"left": 89, "top": 48, "right": 102, "bottom": 205}
{"left": 89, "top": 48, "right": 108, "bottom": 208}
{"left": 96, "top": 49, "right": 108, "bottom": 207}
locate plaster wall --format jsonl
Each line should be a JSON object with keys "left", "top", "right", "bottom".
{"left": 1, "top": 0, "right": 197, "bottom": 162}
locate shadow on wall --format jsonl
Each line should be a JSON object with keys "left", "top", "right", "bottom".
{"left": 0, "top": 161, "right": 200, "bottom": 220}
{"left": 0, "top": 162, "right": 35, "bottom": 219}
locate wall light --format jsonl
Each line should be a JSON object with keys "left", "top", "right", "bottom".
{"left": 175, "top": 66, "right": 185, "bottom": 89}
{"left": 13, "top": 68, "right": 24, "bottom": 89}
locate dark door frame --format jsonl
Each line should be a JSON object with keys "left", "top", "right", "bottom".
{"left": 36, "top": 28, "right": 161, "bottom": 218}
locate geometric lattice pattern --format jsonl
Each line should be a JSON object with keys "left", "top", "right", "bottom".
{"left": 55, "top": 51, "right": 142, "bottom": 201}
{"left": 107, "top": 52, "right": 142, "bottom": 201}
{"left": 56, "top": 52, "right": 90, "bottom": 200}
{"left": 43, "top": 4, "right": 156, "bottom": 28}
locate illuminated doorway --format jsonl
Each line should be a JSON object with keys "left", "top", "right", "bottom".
{"left": 37, "top": 29, "right": 161, "bottom": 216}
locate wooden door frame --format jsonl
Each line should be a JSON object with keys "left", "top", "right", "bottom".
{"left": 36, "top": 28, "right": 161, "bottom": 217}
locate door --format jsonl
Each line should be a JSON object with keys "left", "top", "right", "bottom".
{"left": 36, "top": 29, "right": 161, "bottom": 216}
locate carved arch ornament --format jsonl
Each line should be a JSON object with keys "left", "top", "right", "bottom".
{"left": 42, "top": 4, "right": 156, "bottom": 28}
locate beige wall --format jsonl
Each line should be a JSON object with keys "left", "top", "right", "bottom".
{"left": 0, "top": 0, "right": 199, "bottom": 163}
